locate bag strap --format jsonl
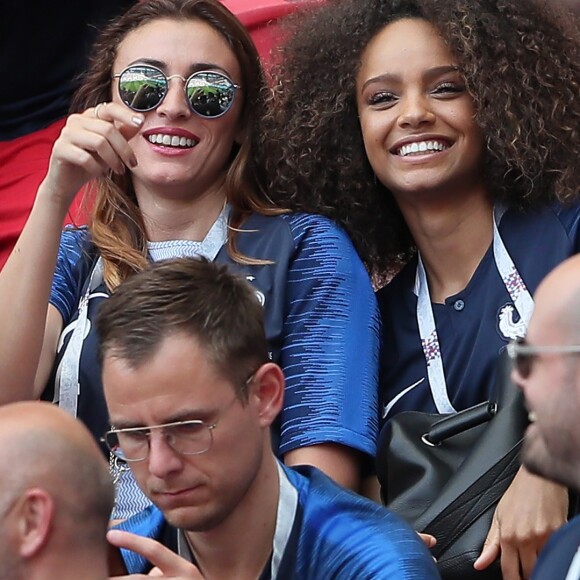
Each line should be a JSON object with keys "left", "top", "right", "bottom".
{"left": 423, "top": 440, "right": 522, "bottom": 558}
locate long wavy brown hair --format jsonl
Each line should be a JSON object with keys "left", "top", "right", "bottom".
{"left": 71, "top": 0, "right": 283, "bottom": 290}
{"left": 260, "top": 0, "right": 580, "bottom": 278}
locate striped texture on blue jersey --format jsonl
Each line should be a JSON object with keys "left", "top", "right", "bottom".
{"left": 278, "top": 214, "right": 379, "bottom": 457}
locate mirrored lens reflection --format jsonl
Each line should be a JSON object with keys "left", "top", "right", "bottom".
{"left": 117, "top": 66, "right": 236, "bottom": 117}
{"left": 118, "top": 66, "right": 167, "bottom": 111}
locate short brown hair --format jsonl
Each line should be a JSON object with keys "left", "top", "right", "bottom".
{"left": 97, "top": 258, "right": 269, "bottom": 398}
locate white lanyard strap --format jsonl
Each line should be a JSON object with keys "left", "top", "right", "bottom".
{"left": 416, "top": 255, "right": 456, "bottom": 413}
{"left": 178, "top": 461, "right": 298, "bottom": 578}
{"left": 415, "top": 207, "right": 533, "bottom": 413}
{"left": 565, "top": 547, "right": 580, "bottom": 580}
{"left": 271, "top": 462, "right": 299, "bottom": 578}
{"left": 492, "top": 207, "right": 534, "bottom": 328}
{"left": 57, "top": 257, "right": 104, "bottom": 417}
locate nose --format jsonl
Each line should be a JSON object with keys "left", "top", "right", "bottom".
{"left": 397, "top": 91, "right": 435, "bottom": 128}
{"left": 156, "top": 76, "right": 192, "bottom": 120}
{"left": 146, "top": 432, "right": 184, "bottom": 479}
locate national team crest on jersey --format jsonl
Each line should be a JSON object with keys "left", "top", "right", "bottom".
{"left": 497, "top": 302, "right": 526, "bottom": 340}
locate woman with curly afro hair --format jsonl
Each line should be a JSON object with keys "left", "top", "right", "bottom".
{"left": 261, "top": 0, "right": 580, "bottom": 578}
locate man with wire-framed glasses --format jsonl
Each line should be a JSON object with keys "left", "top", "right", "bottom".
{"left": 509, "top": 254, "right": 580, "bottom": 580}
{"left": 95, "top": 258, "right": 439, "bottom": 578}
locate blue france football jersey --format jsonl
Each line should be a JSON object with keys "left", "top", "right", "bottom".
{"left": 48, "top": 213, "right": 379, "bottom": 458}
{"left": 117, "top": 464, "right": 440, "bottom": 579}
{"left": 378, "top": 203, "right": 580, "bottom": 419}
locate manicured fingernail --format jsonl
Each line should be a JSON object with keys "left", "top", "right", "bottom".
{"left": 132, "top": 116, "right": 144, "bottom": 126}
{"left": 129, "top": 156, "right": 138, "bottom": 168}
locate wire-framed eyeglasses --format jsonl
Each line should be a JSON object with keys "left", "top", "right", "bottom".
{"left": 507, "top": 336, "right": 580, "bottom": 379}
{"left": 101, "top": 372, "right": 256, "bottom": 462}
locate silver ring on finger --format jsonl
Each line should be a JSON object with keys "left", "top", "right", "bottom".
{"left": 95, "top": 102, "right": 107, "bottom": 120}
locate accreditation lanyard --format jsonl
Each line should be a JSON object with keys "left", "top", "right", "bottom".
{"left": 414, "top": 207, "right": 534, "bottom": 413}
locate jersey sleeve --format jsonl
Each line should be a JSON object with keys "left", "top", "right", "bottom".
{"left": 49, "top": 227, "right": 92, "bottom": 323}
{"left": 311, "top": 509, "right": 440, "bottom": 580}
{"left": 553, "top": 202, "right": 580, "bottom": 253}
{"left": 277, "top": 214, "right": 379, "bottom": 458}
{"left": 292, "top": 466, "right": 440, "bottom": 580}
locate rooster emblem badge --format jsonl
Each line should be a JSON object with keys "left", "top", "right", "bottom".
{"left": 498, "top": 303, "right": 526, "bottom": 340}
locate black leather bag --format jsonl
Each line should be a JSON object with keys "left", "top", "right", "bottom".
{"left": 376, "top": 352, "right": 528, "bottom": 580}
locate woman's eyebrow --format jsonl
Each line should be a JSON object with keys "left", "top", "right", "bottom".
{"left": 126, "top": 58, "right": 232, "bottom": 77}
{"left": 422, "top": 65, "right": 461, "bottom": 80}
{"left": 361, "top": 65, "right": 460, "bottom": 92}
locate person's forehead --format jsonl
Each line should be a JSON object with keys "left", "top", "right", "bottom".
{"left": 115, "top": 18, "right": 242, "bottom": 81}
{"left": 103, "top": 335, "right": 235, "bottom": 425}
{"left": 528, "top": 273, "right": 578, "bottom": 342}
{"left": 360, "top": 19, "right": 452, "bottom": 71}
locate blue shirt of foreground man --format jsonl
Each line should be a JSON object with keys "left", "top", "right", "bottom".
{"left": 97, "top": 258, "right": 439, "bottom": 579}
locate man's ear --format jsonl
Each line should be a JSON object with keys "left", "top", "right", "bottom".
{"left": 249, "top": 363, "right": 285, "bottom": 427}
{"left": 15, "top": 489, "right": 54, "bottom": 559}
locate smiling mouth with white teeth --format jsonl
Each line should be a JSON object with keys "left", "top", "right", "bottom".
{"left": 147, "top": 134, "right": 197, "bottom": 148}
{"left": 397, "top": 140, "right": 449, "bottom": 157}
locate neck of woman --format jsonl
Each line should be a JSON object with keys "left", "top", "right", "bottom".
{"left": 400, "top": 189, "right": 494, "bottom": 304}
{"left": 136, "top": 181, "right": 228, "bottom": 243}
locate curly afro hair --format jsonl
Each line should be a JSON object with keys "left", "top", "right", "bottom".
{"left": 259, "top": 0, "right": 580, "bottom": 277}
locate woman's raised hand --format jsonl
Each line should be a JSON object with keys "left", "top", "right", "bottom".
{"left": 41, "top": 102, "right": 144, "bottom": 209}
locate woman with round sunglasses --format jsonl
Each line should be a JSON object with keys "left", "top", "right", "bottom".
{"left": 263, "top": 0, "right": 579, "bottom": 576}
{"left": 0, "top": 0, "right": 379, "bottom": 520}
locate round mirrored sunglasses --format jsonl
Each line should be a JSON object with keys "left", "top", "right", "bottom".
{"left": 113, "top": 64, "right": 240, "bottom": 118}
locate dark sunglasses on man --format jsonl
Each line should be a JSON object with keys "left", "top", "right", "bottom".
{"left": 507, "top": 336, "right": 580, "bottom": 379}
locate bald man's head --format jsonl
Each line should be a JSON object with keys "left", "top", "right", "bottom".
{"left": 0, "top": 402, "right": 114, "bottom": 578}
{"left": 531, "top": 254, "right": 580, "bottom": 345}
{"left": 517, "top": 254, "right": 580, "bottom": 491}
